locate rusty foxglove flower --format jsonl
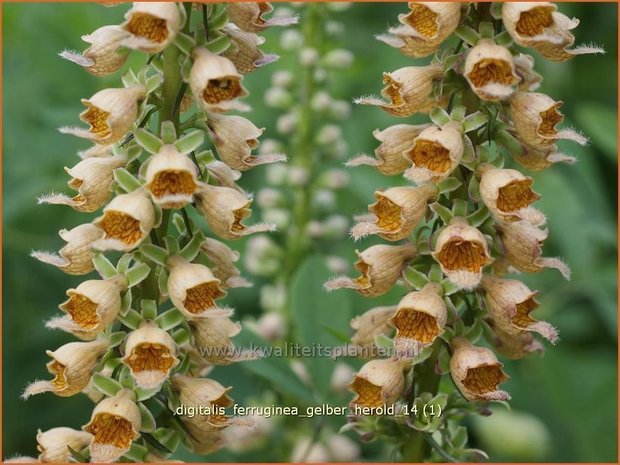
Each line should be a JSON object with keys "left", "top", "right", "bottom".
{"left": 488, "top": 321, "right": 545, "bottom": 360}
{"left": 223, "top": 25, "right": 279, "bottom": 74}
{"left": 510, "top": 143, "right": 575, "bottom": 172}
{"left": 227, "top": 2, "right": 298, "bottom": 33}
{"left": 349, "top": 358, "right": 409, "bottom": 408}
{"left": 36, "top": 427, "right": 92, "bottom": 463}
{"left": 513, "top": 53, "right": 543, "bottom": 91}
{"left": 201, "top": 237, "right": 251, "bottom": 289}
{"left": 190, "top": 317, "right": 258, "bottom": 364}
{"left": 464, "top": 39, "right": 519, "bottom": 101}
{"left": 349, "top": 306, "right": 397, "bottom": 351}
{"left": 121, "top": 2, "right": 181, "bottom": 53}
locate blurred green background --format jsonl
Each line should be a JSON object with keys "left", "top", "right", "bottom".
{"left": 2, "top": 2, "right": 617, "bottom": 462}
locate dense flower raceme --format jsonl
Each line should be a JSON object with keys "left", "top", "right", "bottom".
{"left": 330, "top": 2, "right": 600, "bottom": 461}
{"left": 23, "top": 2, "right": 295, "bottom": 462}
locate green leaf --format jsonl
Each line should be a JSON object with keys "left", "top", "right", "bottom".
{"left": 122, "top": 68, "right": 139, "bottom": 87}
{"left": 206, "top": 33, "right": 231, "bottom": 54}
{"left": 465, "top": 319, "right": 483, "bottom": 343}
{"left": 574, "top": 102, "right": 618, "bottom": 161}
{"left": 134, "top": 128, "right": 163, "bottom": 154}
{"left": 441, "top": 278, "right": 461, "bottom": 297}
{"left": 452, "top": 199, "right": 469, "bottom": 217}
{"left": 153, "top": 428, "right": 181, "bottom": 453}
{"left": 179, "top": 230, "right": 205, "bottom": 261}
{"left": 321, "top": 324, "right": 351, "bottom": 344}
{"left": 208, "top": 7, "right": 230, "bottom": 31}
{"left": 478, "top": 21, "right": 494, "bottom": 39}
{"left": 438, "top": 177, "right": 462, "bottom": 195}
{"left": 119, "top": 365, "right": 134, "bottom": 388}
{"left": 164, "top": 236, "right": 180, "bottom": 255}
{"left": 430, "top": 107, "right": 451, "bottom": 127}
{"left": 467, "top": 206, "right": 490, "bottom": 228}
{"left": 160, "top": 120, "right": 177, "bottom": 144}
{"left": 120, "top": 288, "right": 132, "bottom": 316}
{"left": 116, "top": 253, "right": 135, "bottom": 274}
{"left": 430, "top": 202, "right": 454, "bottom": 224}
{"left": 428, "top": 265, "right": 444, "bottom": 283}
{"left": 109, "top": 331, "right": 127, "bottom": 348}
{"left": 174, "top": 31, "right": 196, "bottom": 55}
{"left": 496, "top": 129, "right": 522, "bottom": 154}
{"left": 463, "top": 111, "right": 488, "bottom": 133}
{"left": 404, "top": 266, "right": 430, "bottom": 290}
{"left": 146, "top": 73, "right": 163, "bottom": 94}
{"left": 118, "top": 308, "right": 143, "bottom": 330}
{"left": 455, "top": 25, "right": 480, "bottom": 46}
{"left": 113, "top": 167, "right": 142, "bottom": 193}
{"left": 140, "top": 243, "right": 169, "bottom": 267}
{"left": 67, "top": 446, "right": 90, "bottom": 463}
{"left": 126, "top": 263, "right": 151, "bottom": 288}
{"left": 126, "top": 144, "right": 143, "bottom": 163}
{"left": 92, "top": 254, "right": 118, "bottom": 280}
{"left": 195, "top": 149, "right": 216, "bottom": 164}
{"left": 450, "top": 105, "right": 466, "bottom": 122}
{"left": 158, "top": 268, "right": 169, "bottom": 297}
{"left": 494, "top": 30, "right": 513, "bottom": 47}
{"left": 172, "top": 327, "right": 190, "bottom": 346}
{"left": 141, "top": 299, "right": 158, "bottom": 320}
{"left": 156, "top": 308, "right": 186, "bottom": 331}
{"left": 174, "top": 130, "right": 205, "bottom": 154}
{"left": 138, "top": 402, "right": 157, "bottom": 433}
{"left": 123, "top": 442, "right": 148, "bottom": 462}
{"left": 135, "top": 386, "right": 160, "bottom": 402}
{"left": 92, "top": 373, "right": 123, "bottom": 397}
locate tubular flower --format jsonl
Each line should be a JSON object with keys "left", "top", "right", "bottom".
{"left": 355, "top": 64, "right": 444, "bottom": 117}
{"left": 432, "top": 217, "right": 493, "bottom": 289}
{"left": 39, "top": 154, "right": 127, "bottom": 212}
{"left": 195, "top": 185, "right": 276, "bottom": 240}
{"left": 207, "top": 112, "right": 287, "bottom": 171}
{"left": 122, "top": 322, "right": 179, "bottom": 389}
{"left": 324, "top": 244, "right": 417, "bottom": 297}
{"left": 36, "top": 427, "right": 92, "bottom": 463}
{"left": 222, "top": 25, "right": 279, "bottom": 74}
{"left": 482, "top": 275, "right": 558, "bottom": 343}
{"left": 390, "top": 283, "right": 447, "bottom": 358}
{"left": 60, "top": 25, "right": 130, "bottom": 76}
{"left": 502, "top": 2, "right": 604, "bottom": 62}
{"left": 167, "top": 256, "right": 229, "bottom": 319}
{"left": 121, "top": 2, "right": 182, "bottom": 53}
{"left": 346, "top": 124, "right": 430, "bottom": 176}
{"left": 509, "top": 91, "right": 588, "bottom": 149}
{"left": 488, "top": 321, "right": 545, "bottom": 360}
{"left": 377, "top": 2, "right": 461, "bottom": 58}
{"left": 349, "top": 358, "right": 409, "bottom": 408}
{"left": 226, "top": 2, "right": 298, "bottom": 33}
{"left": 201, "top": 237, "right": 251, "bottom": 289}
{"left": 403, "top": 122, "right": 464, "bottom": 183}
{"left": 93, "top": 188, "right": 156, "bottom": 252}
{"left": 144, "top": 144, "right": 200, "bottom": 209}
{"left": 464, "top": 39, "right": 519, "bottom": 101}
{"left": 478, "top": 165, "right": 545, "bottom": 225}
{"left": 450, "top": 337, "right": 510, "bottom": 401}
{"left": 349, "top": 306, "right": 398, "bottom": 352}
{"left": 190, "top": 317, "right": 258, "bottom": 364}
{"left": 48, "top": 276, "right": 126, "bottom": 340}
{"left": 496, "top": 220, "right": 571, "bottom": 279}
{"left": 31, "top": 223, "right": 103, "bottom": 275}
{"left": 60, "top": 85, "right": 146, "bottom": 144}
{"left": 510, "top": 143, "right": 575, "bottom": 172}
{"left": 82, "top": 389, "right": 141, "bottom": 463}
{"left": 513, "top": 53, "right": 543, "bottom": 91}
{"left": 351, "top": 184, "right": 438, "bottom": 241}
{"left": 23, "top": 339, "right": 108, "bottom": 399}
{"left": 190, "top": 48, "right": 249, "bottom": 112}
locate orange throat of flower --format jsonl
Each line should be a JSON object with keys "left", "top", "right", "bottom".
{"left": 99, "top": 211, "right": 143, "bottom": 245}
{"left": 437, "top": 239, "right": 488, "bottom": 272}
{"left": 393, "top": 309, "right": 439, "bottom": 344}
{"left": 126, "top": 13, "right": 168, "bottom": 43}
{"left": 203, "top": 78, "right": 243, "bottom": 104}
{"left": 496, "top": 179, "right": 540, "bottom": 213}
{"left": 88, "top": 413, "right": 136, "bottom": 449}
{"left": 231, "top": 205, "right": 252, "bottom": 233}
{"left": 354, "top": 260, "right": 371, "bottom": 287}
{"left": 512, "top": 295, "right": 540, "bottom": 329}
{"left": 407, "top": 139, "right": 452, "bottom": 174}
{"left": 372, "top": 196, "right": 403, "bottom": 232}
{"left": 47, "top": 359, "right": 68, "bottom": 390}
{"left": 462, "top": 363, "right": 507, "bottom": 395}
{"left": 150, "top": 170, "right": 197, "bottom": 198}
{"left": 538, "top": 104, "right": 564, "bottom": 138}
{"left": 82, "top": 105, "right": 112, "bottom": 139}
{"left": 468, "top": 59, "right": 516, "bottom": 87}
{"left": 208, "top": 394, "right": 233, "bottom": 428}
{"left": 351, "top": 377, "right": 384, "bottom": 408}
{"left": 515, "top": 6, "right": 555, "bottom": 37}
{"left": 184, "top": 281, "right": 225, "bottom": 314}
{"left": 63, "top": 293, "right": 100, "bottom": 329}
{"left": 382, "top": 74, "right": 405, "bottom": 107}
{"left": 404, "top": 4, "right": 438, "bottom": 38}
{"left": 126, "top": 343, "right": 175, "bottom": 373}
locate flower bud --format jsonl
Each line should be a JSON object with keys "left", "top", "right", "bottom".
{"left": 167, "top": 256, "right": 228, "bottom": 319}
{"left": 256, "top": 187, "right": 283, "bottom": 208}
{"left": 60, "top": 25, "right": 130, "bottom": 76}
{"left": 207, "top": 113, "right": 286, "bottom": 171}
{"left": 121, "top": 2, "right": 181, "bottom": 53}
{"left": 144, "top": 144, "right": 199, "bottom": 209}
{"left": 351, "top": 184, "right": 438, "bottom": 241}
{"left": 330, "top": 100, "right": 352, "bottom": 120}
{"left": 349, "top": 305, "right": 397, "bottom": 350}
{"left": 349, "top": 358, "right": 409, "bottom": 408}
{"left": 122, "top": 321, "right": 179, "bottom": 389}
{"left": 31, "top": 223, "right": 103, "bottom": 275}
{"left": 488, "top": 321, "right": 545, "bottom": 360}
{"left": 223, "top": 25, "right": 279, "bottom": 74}
{"left": 327, "top": 435, "right": 361, "bottom": 462}
{"left": 378, "top": 3, "right": 461, "bottom": 58}
{"left": 244, "top": 235, "right": 281, "bottom": 277}
{"left": 204, "top": 160, "right": 242, "bottom": 190}
{"left": 316, "top": 124, "right": 342, "bottom": 146}
{"left": 502, "top": 2, "right": 604, "bottom": 62}
{"left": 432, "top": 217, "right": 493, "bottom": 290}
{"left": 202, "top": 237, "right": 250, "bottom": 289}
{"left": 513, "top": 53, "right": 543, "bottom": 91}
{"left": 299, "top": 47, "right": 320, "bottom": 66}
{"left": 93, "top": 189, "right": 155, "bottom": 252}
{"left": 78, "top": 143, "right": 115, "bottom": 160}
{"left": 49, "top": 277, "right": 126, "bottom": 340}
{"left": 320, "top": 169, "right": 350, "bottom": 189}
{"left": 450, "top": 337, "right": 510, "bottom": 401}
{"left": 60, "top": 85, "right": 146, "bottom": 145}
{"left": 464, "top": 39, "right": 519, "bottom": 101}
{"left": 509, "top": 91, "right": 588, "bottom": 150}
{"left": 23, "top": 339, "right": 108, "bottom": 399}
{"left": 279, "top": 29, "right": 304, "bottom": 50}
{"left": 479, "top": 165, "right": 545, "bottom": 224}
{"left": 36, "top": 427, "right": 92, "bottom": 463}
{"left": 347, "top": 123, "right": 429, "bottom": 176}
{"left": 325, "top": 243, "right": 416, "bottom": 297}
{"left": 287, "top": 166, "right": 310, "bottom": 186}
{"left": 276, "top": 111, "right": 298, "bottom": 134}
{"left": 260, "top": 284, "right": 287, "bottom": 313}
{"left": 291, "top": 438, "right": 330, "bottom": 463}
{"left": 196, "top": 185, "right": 275, "bottom": 240}
{"left": 190, "top": 48, "right": 248, "bottom": 112}
{"left": 190, "top": 317, "right": 246, "bottom": 364}
{"left": 272, "top": 70, "right": 294, "bottom": 88}
{"left": 510, "top": 144, "right": 575, "bottom": 172}
{"left": 391, "top": 283, "right": 447, "bottom": 358}
{"left": 330, "top": 362, "right": 357, "bottom": 393}
{"left": 325, "top": 256, "right": 349, "bottom": 275}
{"left": 404, "top": 122, "right": 464, "bottom": 183}
{"left": 355, "top": 64, "right": 444, "bottom": 117}
{"left": 496, "top": 220, "right": 571, "bottom": 279}
{"left": 256, "top": 312, "right": 286, "bottom": 342}
{"left": 83, "top": 389, "right": 141, "bottom": 463}
{"left": 227, "top": 2, "right": 298, "bottom": 33}
{"left": 323, "top": 49, "right": 354, "bottom": 69}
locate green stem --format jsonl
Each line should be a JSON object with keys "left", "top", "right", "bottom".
{"left": 159, "top": 39, "right": 182, "bottom": 130}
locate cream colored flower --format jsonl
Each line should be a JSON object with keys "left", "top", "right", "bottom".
{"left": 190, "top": 48, "right": 249, "bottom": 112}
{"left": 36, "top": 427, "right": 92, "bottom": 463}
{"left": 121, "top": 2, "right": 181, "bottom": 53}
{"left": 23, "top": 339, "right": 108, "bottom": 399}
{"left": 355, "top": 64, "right": 444, "bottom": 117}
{"left": 482, "top": 275, "right": 558, "bottom": 343}
{"left": 79, "top": 143, "right": 115, "bottom": 159}
{"left": 403, "top": 122, "right": 464, "bottom": 183}
{"left": 349, "top": 306, "right": 397, "bottom": 352}
{"left": 510, "top": 143, "right": 575, "bottom": 172}
{"left": 190, "top": 317, "right": 258, "bottom": 365}
{"left": 464, "top": 39, "right": 519, "bottom": 101}
{"left": 496, "top": 220, "right": 571, "bottom": 279}
{"left": 227, "top": 2, "right": 297, "bottom": 33}
{"left": 31, "top": 223, "right": 103, "bottom": 275}
{"left": 479, "top": 165, "right": 545, "bottom": 225}
{"left": 207, "top": 112, "right": 286, "bottom": 171}
{"left": 390, "top": 283, "right": 446, "bottom": 358}
{"left": 349, "top": 358, "right": 409, "bottom": 408}
{"left": 346, "top": 124, "right": 429, "bottom": 176}
{"left": 351, "top": 184, "right": 438, "bottom": 241}
{"left": 122, "top": 322, "right": 179, "bottom": 389}
{"left": 488, "top": 321, "right": 545, "bottom": 360}
{"left": 377, "top": 2, "right": 461, "bottom": 58}
{"left": 513, "top": 53, "right": 543, "bottom": 91}
{"left": 201, "top": 237, "right": 250, "bottom": 289}
{"left": 38, "top": 154, "right": 127, "bottom": 212}
{"left": 48, "top": 276, "right": 126, "bottom": 340}
{"left": 502, "top": 2, "right": 604, "bottom": 62}
{"left": 432, "top": 217, "right": 494, "bottom": 290}
{"left": 510, "top": 91, "right": 588, "bottom": 149}
{"left": 195, "top": 185, "right": 275, "bottom": 240}
{"left": 60, "top": 85, "right": 146, "bottom": 144}
{"left": 223, "top": 25, "right": 279, "bottom": 74}
{"left": 450, "top": 337, "right": 510, "bottom": 401}
{"left": 93, "top": 189, "right": 155, "bottom": 252}
{"left": 83, "top": 389, "right": 141, "bottom": 463}
{"left": 144, "top": 144, "right": 200, "bottom": 209}
{"left": 60, "top": 25, "right": 130, "bottom": 76}
{"left": 324, "top": 244, "right": 417, "bottom": 297}
{"left": 167, "top": 256, "right": 229, "bottom": 319}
